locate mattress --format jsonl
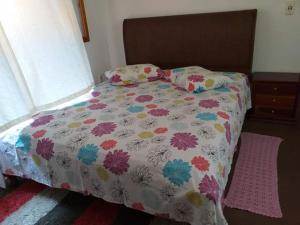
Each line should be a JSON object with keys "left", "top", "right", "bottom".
{"left": 0, "top": 72, "right": 251, "bottom": 225}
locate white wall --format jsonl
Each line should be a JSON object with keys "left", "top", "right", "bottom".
{"left": 84, "top": 0, "right": 111, "bottom": 83}
{"left": 104, "top": 0, "right": 300, "bottom": 73}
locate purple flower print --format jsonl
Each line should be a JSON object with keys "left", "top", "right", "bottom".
{"left": 147, "top": 76, "right": 160, "bottom": 82}
{"left": 88, "top": 103, "right": 107, "bottom": 110}
{"left": 31, "top": 115, "right": 54, "bottom": 127}
{"left": 92, "top": 122, "right": 117, "bottom": 137}
{"left": 199, "top": 99, "right": 220, "bottom": 109}
{"left": 111, "top": 74, "right": 121, "bottom": 83}
{"left": 199, "top": 175, "right": 219, "bottom": 204}
{"left": 104, "top": 150, "right": 130, "bottom": 175}
{"left": 156, "top": 69, "right": 165, "bottom": 79}
{"left": 224, "top": 121, "right": 231, "bottom": 144}
{"left": 91, "top": 91, "right": 100, "bottom": 97}
{"left": 170, "top": 133, "right": 198, "bottom": 151}
{"left": 188, "top": 75, "right": 204, "bottom": 82}
{"left": 135, "top": 95, "right": 153, "bottom": 103}
{"left": 148, "top": 109, "right": 169, "bottom": 117}
{"left": 36, "top": 138, "right": 54, "bottom": 160}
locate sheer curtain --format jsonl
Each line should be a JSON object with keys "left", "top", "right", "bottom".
{"left": 0, "top": 0, "right": 94, "bottom": 132}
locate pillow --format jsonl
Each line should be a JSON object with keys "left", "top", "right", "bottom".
{"left": 170, "top": 69, "right": 232, "bottom": 93}
{"left": 105, "top": 64, "right": 163, "bottom": 85}
{"left": 163, "top": 66, "right": 210, "bottom": 81}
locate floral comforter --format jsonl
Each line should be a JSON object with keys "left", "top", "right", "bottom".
{"left": 0, "top": 72, "right": 251, "bottom": 225}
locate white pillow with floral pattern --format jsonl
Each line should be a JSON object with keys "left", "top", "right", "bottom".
{"left": 168, "top": 67, "right": 233, "bottom": 93}
{"left": 105, "top": 64, "right": 163, "bottom": 85}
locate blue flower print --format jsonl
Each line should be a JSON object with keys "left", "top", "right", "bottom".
{"left": 78, "top": 144, "right": 99, "bottom": 165}
{"left": 163, "top": 159, "right": 192, "bottom": 186}
{"left": 16, "top": 134, "right": 31, "bottom": 153}
{"left": 73, "top": 101, "right": 88, "bottom": 107}
{"left": 173, "top": 68, "right": 185, "bottom": 73}
{"left": 127, "top": 105, "right": 144, "bottom": 113}
{"left": 158, "top": 84, "right": 171, "bottom": 89}
{"left": 215, "top": 86, "right": 230, "bottom": 92}
{"left": 196, "top": 112, "right": 217, "bottom": 121}
{"left": 193, "top": 85, "right": 205, "bottom": 93}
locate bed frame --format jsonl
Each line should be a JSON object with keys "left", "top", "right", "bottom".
{"left": 123, "top": 9, "right": 257, "bottom": 75}
{"left": 123, "top": 9, "right": 257, "bottom": 197}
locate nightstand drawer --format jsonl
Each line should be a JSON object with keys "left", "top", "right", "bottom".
{"left": 255, "top": 83, "right": 298, "bottom": 96}
{"left": 255, "top": 107, "right": 295, "bottom": 119}
{"left": 255, "top": 95, "right": 296, "bottom": 108}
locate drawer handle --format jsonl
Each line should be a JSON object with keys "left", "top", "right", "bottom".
{"left": 273, "top": 87, "right": 278, "bottom": 91}
{"left": 272, "top": 98, "right": 276, "bottom": 103}
{"left": 271, "top": 110, "right": 275, "bottom": 114}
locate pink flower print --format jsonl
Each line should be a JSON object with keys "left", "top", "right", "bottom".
{"left": 111, "top": 74, "right": 121, "bottom": 83}
{"left": 92, "top": 122, "right": 117, "bottom": 137}
{"left": 199, "top": 99, "right": 219, "bottom": 109}
{"left": 217, "top": 111, "right": 230, "bottom": 120}
{"left": 188, "top": 75, "right": 204, "bottom": 82}
{"left": 125, "top": 84, "right": 138, "bottom": 88}
{"left": 61, "top": 183, "right": 71, "bottom": 190}
{"left": 132, "top": 202, "right": 145, "bottom": 211}
{"left": 88, "top": 103, "right": 107, "bottom": 110}
{"left": 104, "top": 150, "right": 130, "bottom": 175}
{"left": 184, "top": 96, "right": 194, "bottom": 101}
{"left": 199, "top": 175, "right": 219, "bottom": 204}
{"left": 83, "top": 118, "right": 96, "bottom": 124}
{"left": 188, "top": 83, "right": 195, "bottom": 92}
{"left": 148, "top": 109, "right": 169, "bottom": 117}
{"left": 224, "top": 121, "right": 231, "bottom": 144}
{"left": 31, "top": 115, "right": 54, "bottom": 127}
{"left": 163, "top": 70, "right": 171, "bottom": 81}
{"left": 191, "top": 156, "right": 210, "bottom": 171}
{"left": 229, "top": 86, "right": 240, "bottom": 92}
{"left": 32, "top": 130, "right": 47, "bottom": 139}
{"left": 170, "top": 133, "right": 198, "bottom": 151}
{"left": 36, "top": 138, "right": 54, "bottom": 160}
{"left": 144, "top": 67, "right": 152, "bottom": 74}
{"left": 135, "top": 95, "right": 153, "bottom": 103}
{"left": 89, "top": 98, "right": 100, "bottom": 103}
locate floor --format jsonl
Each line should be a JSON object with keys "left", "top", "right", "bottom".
{"left": 224, "top": 119, "right": 300, "bottom": 225}
{"left": 1, "top": 119, "right": 299, "bottom": 225}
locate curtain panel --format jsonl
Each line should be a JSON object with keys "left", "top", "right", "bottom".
{"left": 0, "top": 0, "right": 94, "bottom": 132}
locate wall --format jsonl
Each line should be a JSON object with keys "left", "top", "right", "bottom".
{"left": 84, "top": 0, "right": 111, "bottom": 83}
{"left": 105, "top": 0, "right": 300, "bottom": 73}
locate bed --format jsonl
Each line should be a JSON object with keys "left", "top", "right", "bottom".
{"left": 0, "top": 9, "right": 257, "bottom": 225}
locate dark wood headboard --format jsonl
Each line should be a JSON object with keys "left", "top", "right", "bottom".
{"left": 123, "top": 9, "right": 257, "bottom": 75}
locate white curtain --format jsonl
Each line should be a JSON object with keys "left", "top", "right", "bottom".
{"left": 0, "top": 0, "right": 94, "bottom": 132}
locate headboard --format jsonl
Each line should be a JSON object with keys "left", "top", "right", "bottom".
{"left": 123, "top": 9, "right": 257, "bottom": 75}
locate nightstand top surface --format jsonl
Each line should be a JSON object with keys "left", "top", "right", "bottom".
{"left": 253, "top": 72, "right": 300, "bottom": 83}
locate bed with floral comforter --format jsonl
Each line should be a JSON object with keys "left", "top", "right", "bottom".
{"left": 0, "top": 72, "right": 251, "bottom": 225}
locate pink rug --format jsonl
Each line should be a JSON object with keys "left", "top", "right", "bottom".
{"left": 224, "top": 132, "right": 283, "bottom": 218}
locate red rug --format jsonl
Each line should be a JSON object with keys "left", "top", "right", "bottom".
{"left": 0, "top": 181, "right": 183, "bottom": 225}
{"left": 224, "top": 132, "right": 283, "bottom": 218}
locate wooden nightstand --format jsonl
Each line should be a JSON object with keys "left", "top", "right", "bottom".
{"left": 251, "top": 72, "right": 300, "bottom": 122}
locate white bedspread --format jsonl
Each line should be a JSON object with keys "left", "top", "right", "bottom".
{"left": 0, "top": 72, "right": 251, "bottom": 225}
